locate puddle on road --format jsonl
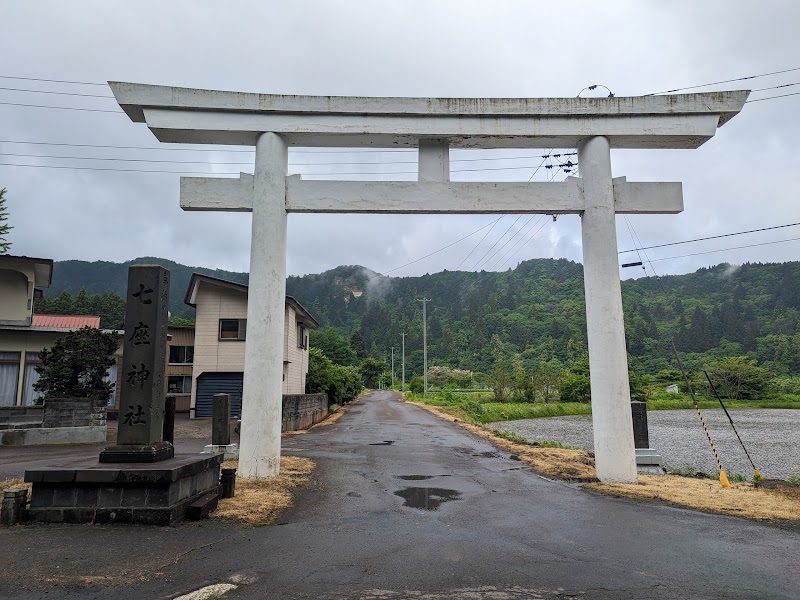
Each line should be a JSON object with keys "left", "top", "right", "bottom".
{"left": 397, "top": 475, "right": 433, "bottom": 481}
{"left": 394, "top": 487, "right": 461, "bottom": 510}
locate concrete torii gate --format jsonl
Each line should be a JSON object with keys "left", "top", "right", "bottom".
{"left": 110, "top": 83, "right": 748, "bottom": 483}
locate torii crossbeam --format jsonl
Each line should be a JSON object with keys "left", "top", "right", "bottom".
{"left": 111, "top": 83, "right": 748, "bottom": 483}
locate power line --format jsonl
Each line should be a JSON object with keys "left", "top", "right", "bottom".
{"left": 471, "top": 215, "right": 523, "bottom": 271}
{"left": 0, "top": 152, "right": 252, "bottom": 165}
{"left": 649, "top": 236, "right": 800, "bottom": 263}
{"left": 644, "top": 66, "right": 800, "bottom": 96}
{"left": 495, "top": 217, "right": 551, "bottom": 271}
{"left": 0, "top": 101, "right": 123, "bottom": 113}
{"left": 0, "top": 162, "right": 240, "bottom": 175}
{"left": 0, "top": 74, "right": 108, "bottom": 86}
{"left": 455, "top": 215, "right": 506, "bottom": 270}
{"left": 618, "top": 222, "right": 800, "bottom": 254}
{"left": 371, "top": 217, "right": 503, "bottom": 279}
{"left": 0, "top": 149, "right": 575, "bottom": 168}
{"left": 0, "top": 160, "right": 577, "bottom": 177}
{"left": 750, "top": 81, "right": 800, "bottom": 93}
{"left": 0, "top": 139, "right": 256, "bottom": 153}
{"left": 481, "top": 215, "right": 537, "bottom": 269}
{"left": 0, "top": 86, "right": 115, "bottom": 98}
{"left": 746, "top": 91, "right": 800, "bottom": 103}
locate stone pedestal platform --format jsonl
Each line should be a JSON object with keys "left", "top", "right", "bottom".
{"left": 635, "top": 447, "right": 665, "bottom": 475}
{"left": 202, "top": 443, "right": 239, "bottom": 460}
{"left": 24, "top": 454, "right": 222, "bottom": 525}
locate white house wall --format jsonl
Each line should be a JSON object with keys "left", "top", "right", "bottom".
{"left": 190, "top": 281, "right": 311, "bottom": 413}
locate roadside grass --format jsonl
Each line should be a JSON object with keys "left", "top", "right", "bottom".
{"left": 213, "top": 456, "right": 315, "bottom": 526}
{"left": 406, "top": 396, "right": 800, "bottom": 525}
{"left": 408, "top": 390, "right": 800, "bottom": 425}
{"left": 0, "top": 478, "right": 30, "bottom": 497}
{"left": 586, "top": 476, "right": 800, "bottom": 523}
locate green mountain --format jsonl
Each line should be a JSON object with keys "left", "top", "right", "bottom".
{"left": 46, "top": 257, "right": 249, "bottom": 320}
{"left": 41, "top": 257, "right": 800, "bottom": 378}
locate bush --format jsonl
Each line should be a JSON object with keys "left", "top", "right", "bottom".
{"left": 559, "top": 370, "right": 591, "bottom": 403}
{"left": 306, "top": 348, "right": 363, "bottom": 405}
{"left": 409, "top": 376, "right": 424, "bottom": 394}
{"left": 34, "top": 326, "right": 120, "bottom": 399}
{"left": 694, "top": 356, "right": 774, "bottom": 400}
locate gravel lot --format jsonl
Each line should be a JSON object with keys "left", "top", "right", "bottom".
{"left": 489, "top": 408, "right": 800, "bottom": 480}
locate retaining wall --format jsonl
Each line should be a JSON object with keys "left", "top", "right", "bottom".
{"left": 281, "top": 393, "right": 329, "bottom": 432}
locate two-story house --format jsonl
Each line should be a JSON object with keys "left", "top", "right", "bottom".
{"left": 0, "top": 254, "right": 121, "bottom": 407}
{"left": 183, "top": 273, "right": 319, "bottom": 418}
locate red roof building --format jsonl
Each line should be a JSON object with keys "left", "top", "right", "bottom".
{"left": 31, "top": 315, "right": 101, "bottom": 329}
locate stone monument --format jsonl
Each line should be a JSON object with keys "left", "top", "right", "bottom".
{"left": 101, "top": 265, "right": 173, "bottom": 462}
{"left": 23, "top": 265, "right": 223, "bottom": 525}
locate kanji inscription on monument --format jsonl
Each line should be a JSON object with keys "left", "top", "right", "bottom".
{"left": 100, "top": 264, "right": 173, "bottom": 462}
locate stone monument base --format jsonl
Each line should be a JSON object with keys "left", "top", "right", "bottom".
{"left": 24, "top": 454, "right": 222, "bottom": 525}
{"left": 99, "top": 440, "right": 174, "bottom": 463}
{"left": 635, "top": 447, "right": 665, "bottom": 475}
{"left": 202, "top": 443, "right": 239, "bottom": 460}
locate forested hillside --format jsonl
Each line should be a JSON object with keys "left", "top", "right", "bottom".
{"left": 41, "top": 257, "right": 800, "bottom": 378}
{"left": 46, "top": 257, "right": 248, "bottom": 320}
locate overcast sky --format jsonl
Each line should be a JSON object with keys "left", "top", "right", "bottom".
{"left": 2, "top": 1, "right": 799, "bottom": 281}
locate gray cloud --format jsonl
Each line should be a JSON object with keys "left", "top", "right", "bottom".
{"left": 2, "top": 0, "right": 799, "bottom": 281}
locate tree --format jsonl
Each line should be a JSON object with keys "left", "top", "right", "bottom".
{"left": 359, "top": 357, "right": 386, "bottom": 388}
{"left": 310, "top": 327, "right": 357, "bottom": 366}
{"left": 34, "top": 326, "right": 120, "bottom": 399}
{"left": 306, "top": 347, "right": 363, "bottom": 405}
{"left": 0, "top": 188, "right": 11, "bottom": 253}
{"left": 490, "top": 335, "right": 510, "bottom": 402}
{"left": 694, "top": 356, "right": 773, "bottom": 400}
{"left": 349, "top": 330, "right": 367, "bottom": 360}
{"left": 559, "top": 360, "right": 591, "bottom": 403}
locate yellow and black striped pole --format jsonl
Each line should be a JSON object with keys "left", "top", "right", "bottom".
{"left": 671, "top": 341, "right": 730, "bottom": 488}
{"left": 691, "top": 397, "right": 730, "bottom": 488}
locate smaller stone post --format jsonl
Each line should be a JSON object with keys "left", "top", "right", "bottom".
{"left": 631, "top": 401, "right": 649, "bottom": 449}
{"left": 212, "top": 393, "right": 231, "bottom": 446}
{"left": 631, "top": 400, "right": 663, "bottom": 473}
{"left": 1, "top": 489, "right": 28, "bottom": 525}
{"left": 202, "top": 393, "right": 238, "bottom": 459}
{"left": 163, "top": 395, "right": 176, "bottom": 445}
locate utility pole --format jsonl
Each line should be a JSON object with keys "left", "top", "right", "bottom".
{"left": 417, "top": 298, "right": 431, "bottom": 398}
{"left": 391, "top": 347, "right": 395, "bottom": 389}
{"left": 401, "top": 332, "right": 406, "bottom": 391}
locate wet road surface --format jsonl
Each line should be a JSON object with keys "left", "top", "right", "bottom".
{"left": 1, "top": 391, "right": 798, "bottom": 599}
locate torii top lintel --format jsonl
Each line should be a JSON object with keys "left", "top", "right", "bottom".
{"left": 109, "top": 82, "right": 748, "bottom": 149}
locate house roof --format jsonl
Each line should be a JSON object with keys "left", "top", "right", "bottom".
{"left": 184, "top": 273, "right": 319, "bottom": 328}
{"left": 31, "top": 315, "right": 101, "bottom": 329}
{"left": 0, "top": 255, "right": 53, "bottom": 288}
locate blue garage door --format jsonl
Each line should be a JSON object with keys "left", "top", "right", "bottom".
{"left": 195, "top": 372, "right": 243, "bottom": 418}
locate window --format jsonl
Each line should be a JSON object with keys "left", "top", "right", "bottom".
{"left": 22, "top": 352, "right": 43, "bottom": 406}
{"left": 167, "top": 375, "right": 192, "bottom": 395}
{"left": 297, "top": 324, "right": 308, "bottom": 349}
{"left": 0, "top": 351, "right": 20, "bottom": 407}
{"left": 169, "top": 345, "right": 194, "bottom": 364}
{"left": 219, "top": 319, "right": 246, "bottom": 341}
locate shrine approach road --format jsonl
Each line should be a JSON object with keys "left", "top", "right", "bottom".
{"left": 2, "top": 390, "right": 799, "bottom": 600}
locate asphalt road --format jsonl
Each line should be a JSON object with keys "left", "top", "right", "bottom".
{"left": 1, "top": 391, "right": 799, "bottom": 599}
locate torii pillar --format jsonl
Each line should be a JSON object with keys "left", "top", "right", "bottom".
{"left": 109, "top": 84, "right": 748, "bottom": 482}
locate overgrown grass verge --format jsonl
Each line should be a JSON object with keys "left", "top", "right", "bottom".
{"left": 408, "top": 390, "right": 800, "bottom": 425}
{"left": 406, "top": 400, "right": 597, "bottom": 481}
{"left": 406, "top": 396, "right": 800, "bottom": 525}
{"left": 586, "top": 476, "right": 800, "bottom": 523}
{"left": 213, "top": 456, "right": 315, "bottom": 526}
{"left": 0, "top": 478, "right": 30, "bottom": 497}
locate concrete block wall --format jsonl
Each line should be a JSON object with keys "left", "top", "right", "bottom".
{"left": 0, "top": 406, "right": 44, "bottom": 430}
{"left": 42, "top": 397, "right": 106, "bottom": 429}
{"left": 281, "top": 393, "right": 328, "bottom": 432}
